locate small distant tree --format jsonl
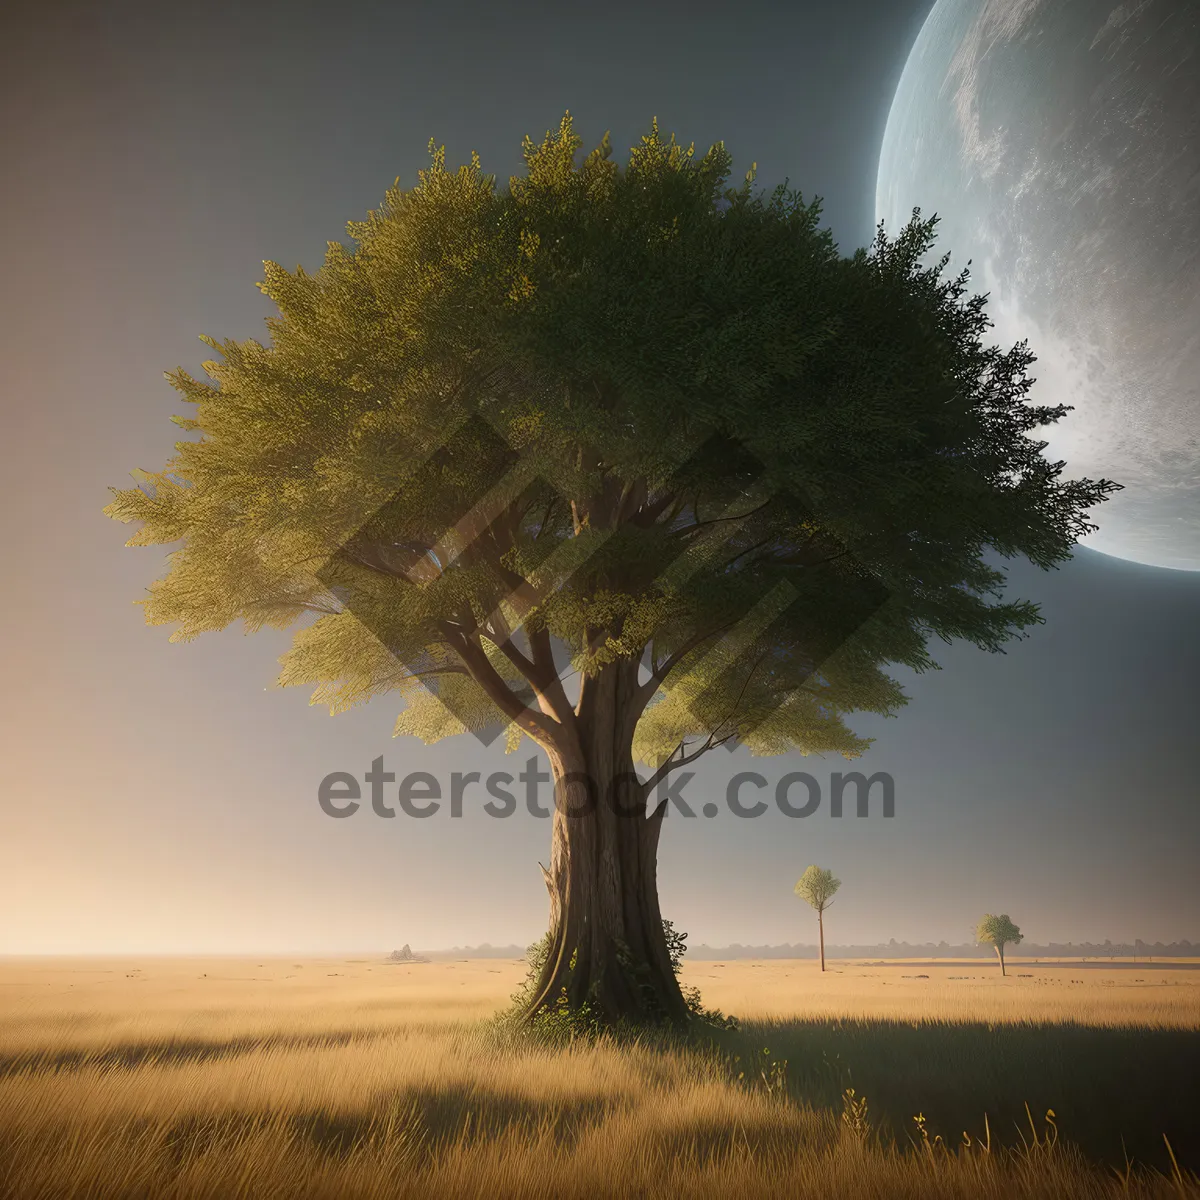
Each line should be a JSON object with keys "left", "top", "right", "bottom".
{"left": 795, "top": 866, "right": 841, "bottom": 971}
{"left": 976, "top": 913, "right": 1022, "bottom": 976}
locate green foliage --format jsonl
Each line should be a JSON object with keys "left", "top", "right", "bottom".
{"left": 841, "top": 1087, "right": 873, "bottom": 1143}
{"left": 660, "top": 918, "right": 738, "bottom": 1030}
{"left": 528, "top": 989, "right": 603, "bottom": 1042}
{"left": 504, "top": 921, "right": 736, "bottom": 1037}
{"left": 105, "top": 112, "right": 1117, "bottom": 771}
{"left": 662, "top": 918, "right": 688, "bottom": 976}
{"left": 735, "top": 1045, "right": 790, "bottom": 1097}
{"left": 795, "top": 865, "right": 842, "bottom": 912}
{"left": 976, "top": 914, "right": 1023, "bottom": 951}
{"left": 507, "top": 930, "right": 553, "bottom": 1013}
{"left": 497, "top": 932, "right": 600, "bottom": 1043}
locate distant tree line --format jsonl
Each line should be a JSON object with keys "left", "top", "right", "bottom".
{"left": 684, "top": 939, "right": 1198, "bottom": 960}
{"left": 416, "top": 939, "right": 1197, "bottom": 960}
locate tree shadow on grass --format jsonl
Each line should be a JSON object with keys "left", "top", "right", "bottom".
{"left": 713, "top": 1018, "right": 1200, "bottom": 1174}
{"left": 155, "top": 1084, "right": 621, "bottom": 1166}
{"left": 155, "top": 1083, "right": 837, "bottom": 1171}
{"left": 0, "top": 1030, "right": 381, "bottom": 1079}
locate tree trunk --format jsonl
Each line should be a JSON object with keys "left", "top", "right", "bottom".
{"left": 995, "top": 944, "right": 1005, "bottom": 976}
{"left": 818, "top": 909, "right": 826, "bottom": 972}
{"left": 522, "top": 661, "right": 690, "bottom": 1027}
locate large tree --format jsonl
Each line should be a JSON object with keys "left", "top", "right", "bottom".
{"left": 105, "top": 115, "right": 1115, "bottom": 1027}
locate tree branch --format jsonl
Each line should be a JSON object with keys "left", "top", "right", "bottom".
{"left": 244, "top": 598, "right": 341, "bottom": 617}
{"left": 394, "top": 665, "right": 472, "bottom": 682}
{"left": 629, "top": 490, "right": 679, "bottom": 528}
{"left": 441, "top": 623, "right": 565, "bottom": 749}
{"left": 642, "top": 730, "right": 737, "bottom": 800}
{"left": 633, "top": 618, "right": 743, "bottom": 713}
{"left": 670, "top": 498, "right": 773, "bottom": 537}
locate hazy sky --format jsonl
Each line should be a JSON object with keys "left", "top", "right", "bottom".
{"left": 3, "top": 0, "right": 1197, "bottom": 955}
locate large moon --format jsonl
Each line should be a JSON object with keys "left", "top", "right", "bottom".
{"left": 876, "top": 0, "right": 1200, "bottom": 571}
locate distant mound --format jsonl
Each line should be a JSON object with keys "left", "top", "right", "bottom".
{"left": 386, "top": 945, "right": 429, "bottom": 963}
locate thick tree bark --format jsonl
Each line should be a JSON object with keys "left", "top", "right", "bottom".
{"left": 818, "top": 909, "right": 826, "bottom": 972}
{"left": 521, "top": 659, "right": 691, "bottom": 1027}
{"left": 995, "top": 944, "right": 1006, "bottom": 976}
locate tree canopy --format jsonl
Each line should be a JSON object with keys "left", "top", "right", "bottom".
{"left": 794, "top": 866, "right": 841, "bottom": 913}
{"left": 105, "top": 114, "right": 1115, "bottom": 773}
{"left": 977, "top": 914, "right": 1023, "bottom": 950}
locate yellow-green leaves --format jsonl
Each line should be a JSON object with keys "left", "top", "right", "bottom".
{"left": 106, "top": 112, "right": 1114, "bottom": 768}
{"left": 976, "top": 914, "right": 1023, "bottom": 949}
{"left": 795, "top": 866, "right": 841, "bottom": 912}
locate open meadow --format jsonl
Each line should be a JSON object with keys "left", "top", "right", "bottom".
{"left": 1, "top": 955, "right": 1198, "bottom": 1198}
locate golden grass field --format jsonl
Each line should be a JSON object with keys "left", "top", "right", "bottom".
{"left": 2, "top": 955, "right": 1198, "bottom": 1198}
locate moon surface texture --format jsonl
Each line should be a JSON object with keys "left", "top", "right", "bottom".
{"left": 877, "top": 0, "right": 1200, "bottom": 571}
